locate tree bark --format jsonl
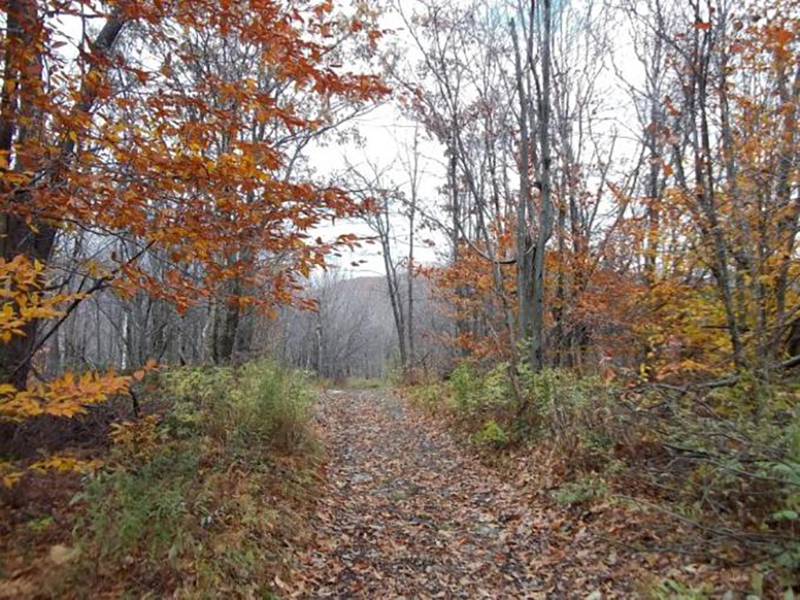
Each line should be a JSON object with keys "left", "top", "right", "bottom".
{"left": 530, "top": 0, "right": 554, "bottom": 372}
{"left": 0, "top": 7, "right": 127, "bottom": 386}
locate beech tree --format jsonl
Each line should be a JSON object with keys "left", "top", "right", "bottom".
{"left": 0, "top": 0, "right": 388, "bottom": 420}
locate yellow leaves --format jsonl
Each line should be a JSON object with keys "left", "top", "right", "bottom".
{"left": 1, "top": 467, "right": 24, "bottom": 488}
{"left": 84, "top": 259, "right": 112, "bottom": 279}
{"left": 110, "top": 415, "right": 162, "bottom": 461}
{"left": 1, "top": 300, "right": 13, "bottom": 317}
{"left": 1, "top": 454, "right": 100, "bottom": 488}
{"left": 0, "top": 370, "right": 132, "bottom": 422}
{"left": 0, "top": 255, "right": 78, "bottom": 343}
{"left": 29, "top": 455, "right": 102, "bottom": 474}
{"left": 634, "top": 280, "right": 733, "bottom": 378}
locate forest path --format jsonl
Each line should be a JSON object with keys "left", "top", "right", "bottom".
{"left": 290, "top": 389, "right": 552, "bottom": 599}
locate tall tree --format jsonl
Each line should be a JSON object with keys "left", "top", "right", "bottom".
{"left": 0, "top": 0, "right": 387, "bottom": 419}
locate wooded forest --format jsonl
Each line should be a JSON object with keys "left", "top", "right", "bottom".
{"left": 0, "top": 0, "right": 798, "bottom": 597}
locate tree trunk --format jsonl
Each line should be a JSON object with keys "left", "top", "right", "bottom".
{"left": 0, "top": 7, "right": 127, "bottom": 386}
{"left": 530, "top": 0, "right": 554, "bottom": 372}
{"left": 511, "top": 17, "right": 534, "bottom": 348}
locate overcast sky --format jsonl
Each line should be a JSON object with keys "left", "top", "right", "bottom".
{"left": 56, "top": 0, "right": 644, "bottom": 281}
{"left": 309, "top": 99, "right": 448, "bottom": 278}
{"left": 314, "top": 0, "right": 645, "bottom": 280}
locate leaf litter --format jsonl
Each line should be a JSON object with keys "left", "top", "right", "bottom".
{"left": 288, "top": 389, "right": 643, "bottom": 598}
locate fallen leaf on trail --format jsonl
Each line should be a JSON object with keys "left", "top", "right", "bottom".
{"left": 49, "top": 544, "right": 79, "bottom": 565}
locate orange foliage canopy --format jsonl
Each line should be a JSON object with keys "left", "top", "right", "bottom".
{"left": 3, "top": 0, "right": 388, "bottom": 309}
{"left": 0, "top": 0, "right": 388, "bottom": 421}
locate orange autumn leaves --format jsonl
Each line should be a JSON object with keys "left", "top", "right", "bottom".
{"left": 0, "top": 256, "right": 68, "bottom": 343}
{"left": 0, "top": 1, "right": 388, "bottom": 432}
{"left": 427, "top": 6, "right": 798, "bottom": 379}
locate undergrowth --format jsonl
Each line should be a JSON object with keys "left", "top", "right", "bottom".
{"left": 54, "top": 359, "right": 317, "bottom": 597}
{"left": 407, "top": 362, "right": 800, "bottom": 596}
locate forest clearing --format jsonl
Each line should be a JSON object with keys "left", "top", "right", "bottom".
{"left": 0, "top": 0, "right": 798, "bottom": 597}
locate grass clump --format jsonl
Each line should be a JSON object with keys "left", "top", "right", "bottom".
{"left": 550, "top": 474, "right": 608, "bottom": 508}
{"left": 62, "top": 359, "right": 318, "bottom": 597}
{"left": 474, "top": 418, "right": 508, "bottom": 448}
{"left": 79, "top": 444, "right": 197, "bottom": 566}
{"left": 227, "top": 361, "right": 315, "bottom": 453}
{"left": 407, "top": 379, "right": 451, "bottom": 414}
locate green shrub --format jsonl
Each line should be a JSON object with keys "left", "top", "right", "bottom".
{"left": 474, "top": 418, "right": 508, "bottom": 448}
{"left": 515, "top": 368, "right": 624, "bottom": 467}
{"left": 66, "top": 360, "right": 318, "bottom": 595}
{"left": 448, "top": 361, "right": 514, "bottom": 415}
{"left": 661, "top": 395, "right": 800, "bottom": 574}
{"left": 160, "top": 366, "right": 235, "bottom": 407}
{"left": 480, "top": 362, "right": 514, "bottom": 408}
{"left": 161, "top": 397, "right": 203, "bottom": 438}
{"left": 409, "top": 380, "right": 448, "bottom": 410}
{"left": 550, "top": 474, "right": 608, "bottom": 507}
{"left": 649, "top": 579, "right": 712, "bottom": 600}
{"left": 230, "top": 360, "right": 315, "bottom": 452}
{"left": 77, "top": 444, "right": 198, "bottom": 564}
{"left": 520, "top": 368, "right": 610, "bottom": 420}
{"left": 442, "top": 364, "right": 623, "bottom": 456}
{"left": 450, "top": 362, "right": 478, "bottom": 411}
{"left": 159, "top": 360, "right": 315, "bottom": 453}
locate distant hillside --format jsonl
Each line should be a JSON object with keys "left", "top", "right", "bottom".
{"left": 271, "top": 272, "right": 448, "bottom": 379}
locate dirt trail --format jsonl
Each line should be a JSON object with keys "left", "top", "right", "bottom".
{"left": 291, "top": 389, "right": 554, "bottom": 599}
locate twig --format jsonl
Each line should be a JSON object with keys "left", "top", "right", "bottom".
{"left": 697, "top": 354, "right": 800, "bottom": 390}
{"left": 10, "top": 241, "right": 155, "bottom": 380}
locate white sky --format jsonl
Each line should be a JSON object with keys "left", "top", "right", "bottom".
{"left": 312, "top": 0, "right": 646, "bottom": 280}
{"left": 309, "top": 100, "right": 449, "bottom": 277}
{"left": 306, "top": 2, "right": 453, "bottom": 279}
